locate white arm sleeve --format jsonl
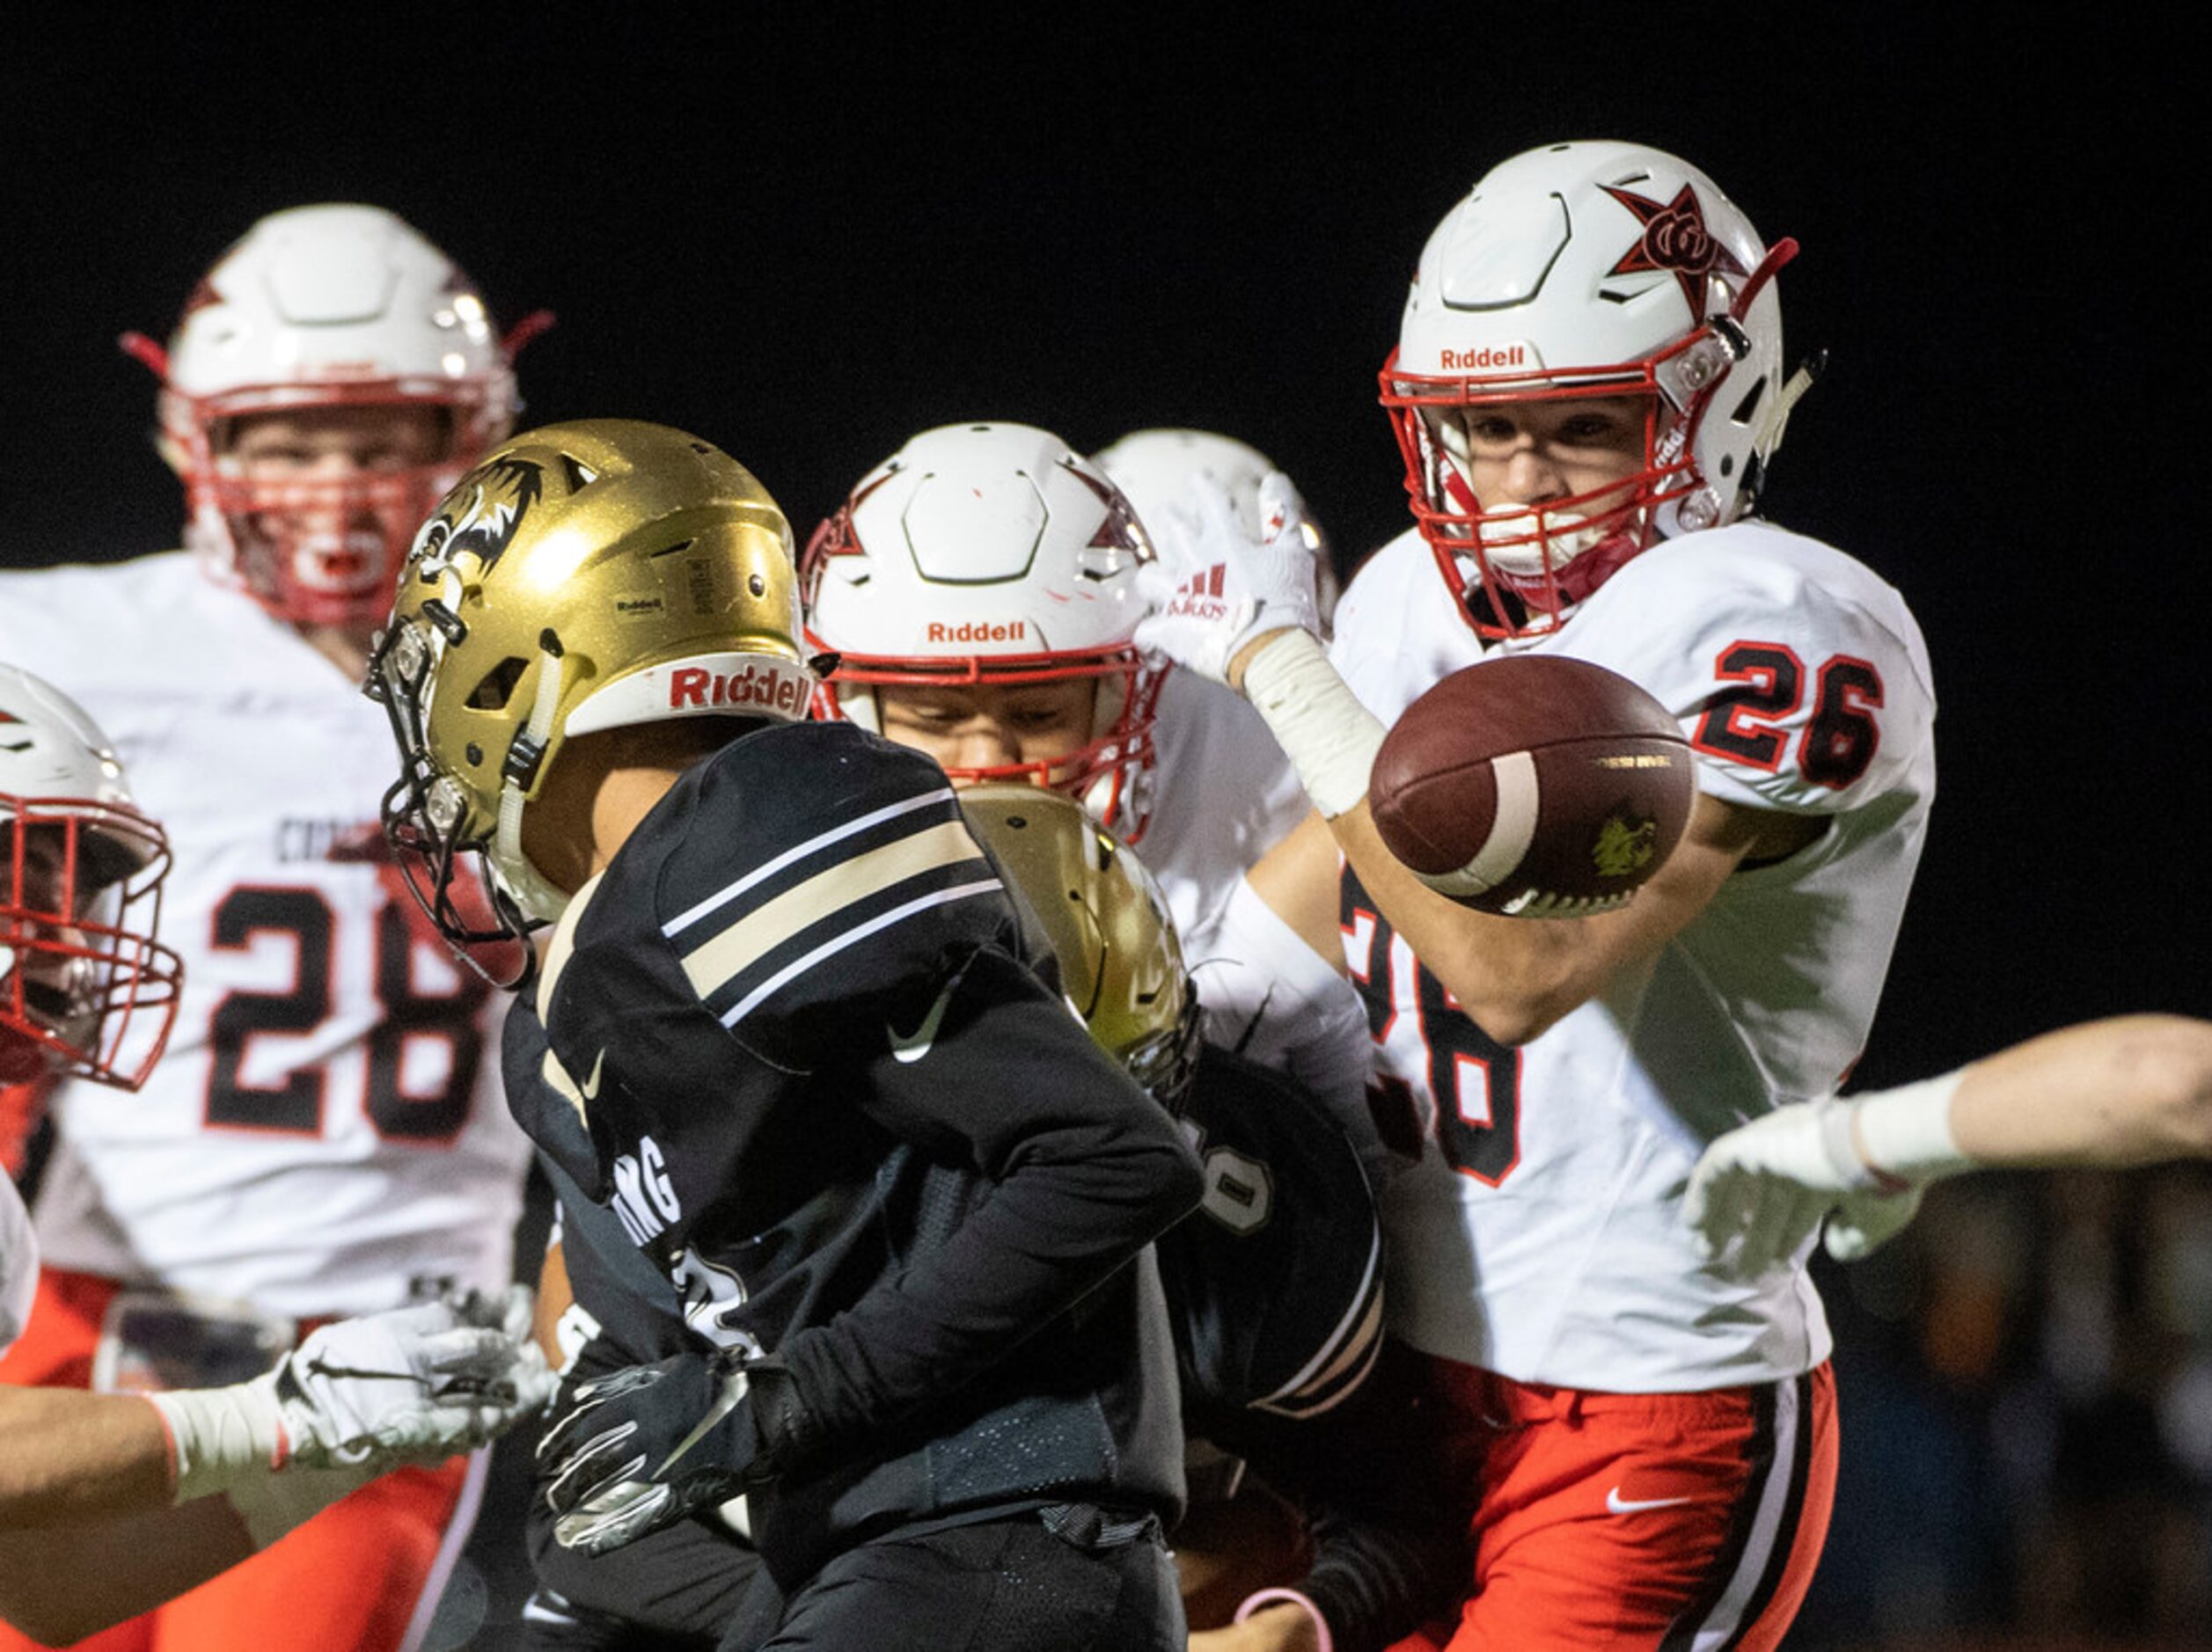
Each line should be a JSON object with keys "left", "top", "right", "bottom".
{"left": 1187, "top": 876, "right": 1387, "bottom": 1192}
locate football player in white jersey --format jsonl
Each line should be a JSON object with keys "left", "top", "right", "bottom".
{"left": 803, "top": 421, "right": 1372, "bottom": 1127}
{"left": 0, "top": 663, "right": 553, "bottom": 1644}
{"left": 1139, "top": 142, "right": 1932, "bottom": 1648}
{"left": 0, "top": 205, "right": 543, "bottom": 1652}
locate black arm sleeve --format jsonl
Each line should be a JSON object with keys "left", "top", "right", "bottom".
{"left": 1298, "top": 1494, "right": 1466, "bottom": 1652}
{"left": 1203, "top": 1338, "right": 1469, "bottom": 1652}
{"left": 767, "top": 945, "right": 1204, "bottom": 1463}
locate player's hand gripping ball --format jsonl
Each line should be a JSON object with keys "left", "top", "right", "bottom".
{"left": 1367, "top": 655, "right": 1696, "bottom": 917}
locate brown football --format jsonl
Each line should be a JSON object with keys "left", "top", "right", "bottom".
{"left": 1368, "top": 654, "right": 1697, "bottom": 917}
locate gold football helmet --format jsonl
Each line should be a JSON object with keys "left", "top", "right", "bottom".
{"left": 365, "top": 420, "right": 811, "bottom": 975}
{"left": 957, "top": 783, "right": 1201, "bottom": 1113}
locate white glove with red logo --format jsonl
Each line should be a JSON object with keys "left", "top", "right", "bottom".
{"left": 150, "top": 1285, "right": 556, "bottom": 1504}
{"left": 1134, "top": 472, "right": 1322, "bottom": 688}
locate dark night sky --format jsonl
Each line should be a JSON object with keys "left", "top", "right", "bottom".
{"left": 4, "top": 9, "right": 2202, "bottom": 1080}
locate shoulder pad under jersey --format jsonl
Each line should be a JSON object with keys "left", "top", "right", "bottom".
{"left": 1537, "top": 523, "right": 1935, "bottom": 815}
{"left": 645, "top": 720, "right": 1019, "bottom": 1055}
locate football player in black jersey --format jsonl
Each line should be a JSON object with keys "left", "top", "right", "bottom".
{"left": 505, "top": 778, "right": 1455, "bottom": 1652}
{"left": 365, "top": 420, "right": 1205, "bottom": 1649}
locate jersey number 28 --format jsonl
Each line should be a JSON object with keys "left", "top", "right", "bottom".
{"left": 203, "top": 886, "right": 489, "bottom": 1144}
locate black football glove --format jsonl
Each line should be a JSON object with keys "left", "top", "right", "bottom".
{"left": 538, "top": 1349, "right": 763, "bottom": 1555}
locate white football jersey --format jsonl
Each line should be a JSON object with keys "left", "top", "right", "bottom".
{"left": 1142, "top": 668, "right": 1309, "bottom": 942}
{"left": 0, "top": 552, "right": 531, "bottom": 1317}
{"left": 1144, "top": 669, "right": 1376, "bottom": 1141}
{"left": 1, "top": 1174, "right": 33, "bottom": 1356}
{"left": 1332, "top": 523, "right": 1935, "bottom": 1390}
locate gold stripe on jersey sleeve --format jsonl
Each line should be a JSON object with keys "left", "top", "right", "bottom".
{"left": 679, "top": 817, "right": 985, "bottom": 1001}
{"left": 539, "top": 870, "right": 607, "bottom": 1124}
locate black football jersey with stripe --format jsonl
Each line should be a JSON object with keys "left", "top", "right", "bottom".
{"left": 509, "top": 720, "right": 1199, "bottom": 1576}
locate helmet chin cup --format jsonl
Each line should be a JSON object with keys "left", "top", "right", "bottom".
{"left": 1476, "top": 502, "right": 1611, "bottom": 578}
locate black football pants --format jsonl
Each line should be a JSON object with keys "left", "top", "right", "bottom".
{"left": 725, "top": 1506, "right": 1183, "bottom": 1652}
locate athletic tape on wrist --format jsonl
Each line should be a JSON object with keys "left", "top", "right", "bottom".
{"left": 144, "top": 1371, "right": 285, "bottom": 1504}
{"left": 1852, "top": 1070, "right": 1973, "bottom": 1181}
{"left": 1816, "top": 1096, "right": 1890, "bottom": 1192}
{"left": 1239, "top": 630, "right": 1386, "bottom": 821}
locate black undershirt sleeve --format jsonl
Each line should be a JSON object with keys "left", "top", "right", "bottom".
{"left": 1198, "top": 1339, "right": 1469, "bottom": 1652}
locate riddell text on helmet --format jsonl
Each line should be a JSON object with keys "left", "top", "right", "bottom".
{"left": 668, "top": 663, "right": 809, "bottom": 717}
{"left": 1439, "top": 344, "right": 1530, "bottom": 371}
{"left": 924, "top": 619, "right": 1028, "bottom": 644}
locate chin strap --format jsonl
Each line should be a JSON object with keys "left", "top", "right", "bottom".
{"left": 491, "top": 632, "right": 572, "bottom": 925}
{"left": 1762, "top": 350, "right": 1827, "bottom": 464}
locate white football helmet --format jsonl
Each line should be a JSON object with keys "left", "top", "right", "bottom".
{"left": 1093, "top": 428, "right": 1338, "bottom": 624}
{"left": 804, "top": 422, "right": 1165, "bottom": 840}
{"left": 0, "top": 665, "right": 181, "bottom": 1089}
{"left": 1381, "top": 141, "right": 1814, "bottom": 638}
{"left": 122, "top": 204, "right": 542, "bottom": 632}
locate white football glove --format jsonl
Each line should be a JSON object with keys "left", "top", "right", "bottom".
{"left": 276, "top": 1285, "right": 556, "bottom": 1469}
{"left": 1683, "top": 1099, "right": 1923, "bottom": 1276}
{"left": 1134, "top": 471, "right": 1322, "bottom": 688}
{"left": 151, "top": 1285, "right": 557, "bottom": 1503}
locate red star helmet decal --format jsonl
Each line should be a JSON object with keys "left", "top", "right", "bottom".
{"left": 1064, "top": 460, "right": 1145, "bottom": 552}
{"left": 1599, "top": 183, "right": 1747, "bottom": 317}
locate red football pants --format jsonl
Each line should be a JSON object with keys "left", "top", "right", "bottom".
{"left": 1389, "top": 1356, "right": 1837, "bottom": 1651}
{"left": 0, "top": 1267, "right": 481, "bottom": 1652}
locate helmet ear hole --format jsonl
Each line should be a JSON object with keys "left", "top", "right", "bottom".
{"left": 560, "top": 453, "right": 598, "bottom": 491}
{"left": 465, "top": 656, "right": 530, "bottom": 712}
{"left": 1728, "top": 376, "right": 1769, "bottom": 429}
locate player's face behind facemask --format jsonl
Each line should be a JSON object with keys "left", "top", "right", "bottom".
{"left": 209, "top": 404, "right": 462, "bottom": 636}
{"left": 802, "top": 422, "right": 1163, "bottom": 842}
{"left": 126, "top": 202, "right": 534, "bottom": 638}
{"left": 872, "top": 679, "right": 1101, "bottom": 791}
{"left": 1421, "top": 390, "right": 1658, "bottom": 631}
{"left": 1382, "top": 141, "right": 1807, "bottom": 639}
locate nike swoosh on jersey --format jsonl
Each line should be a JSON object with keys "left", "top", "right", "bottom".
{"left": 542, "top": 1045, "right": 607, "bottom": 1124}
{"left": 1606, "top": 1486, "right": 1695, "bottom": 1515}
{"left": 888, "top": 977, "right": 960, "bottom": 1064}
